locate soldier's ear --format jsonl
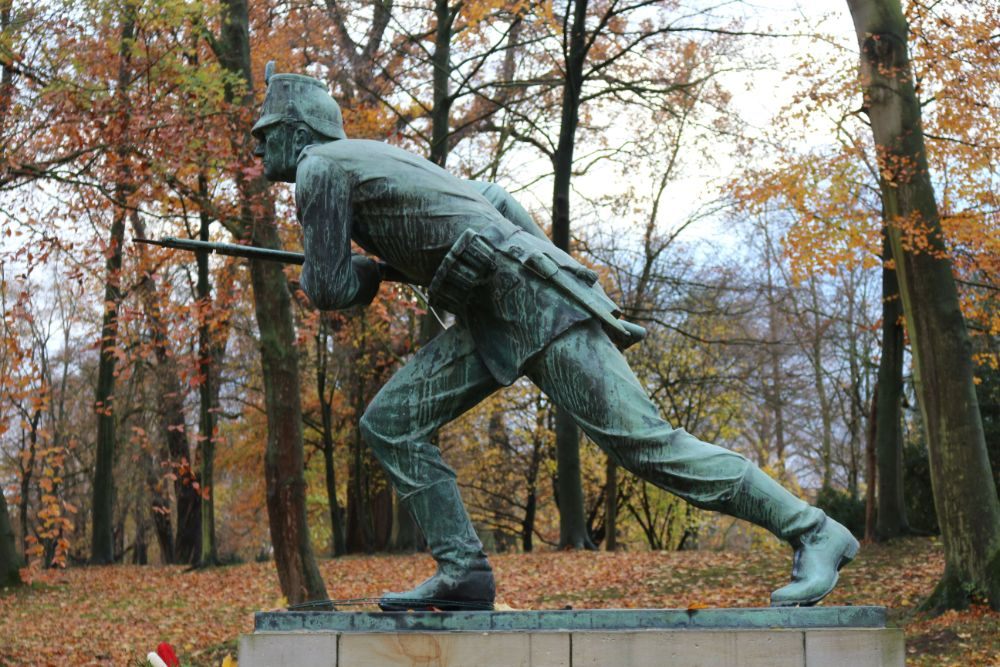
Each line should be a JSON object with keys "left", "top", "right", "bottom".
{"left": 292, "top": 125, "right": 314, "bottom": 152}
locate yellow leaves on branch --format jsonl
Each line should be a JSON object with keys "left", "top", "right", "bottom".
{"left": 733, "top": 151, "right": 881, "bottom": 281}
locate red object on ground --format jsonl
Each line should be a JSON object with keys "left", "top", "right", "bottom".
{"left": 156, "top": 642, "right": 180, "bottom": 667}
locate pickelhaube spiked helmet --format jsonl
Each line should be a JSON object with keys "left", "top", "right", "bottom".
{"left": 251, "top": 61, "right": 346, "bottom": 140}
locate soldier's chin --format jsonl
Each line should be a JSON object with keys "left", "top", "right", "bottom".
{"left": 264, "top": 163, "right": 295, "bottom": 183}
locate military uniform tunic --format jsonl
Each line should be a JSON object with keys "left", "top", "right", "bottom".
{"left": 297, "top": 139, "right": 613, "bottom": 385}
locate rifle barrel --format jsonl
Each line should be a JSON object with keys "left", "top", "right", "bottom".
{"left": 134, "top": 236, "right": 412, "bottom": 284}
{"left": 136, "top": 236, "right": 304, "bottom": 264}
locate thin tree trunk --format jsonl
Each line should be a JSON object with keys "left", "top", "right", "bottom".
{"left": 321, "top": 436, "right": 346, "bottom": 556}
{"left": 317, "top": 318, "right": 346, "bottom": 557}
{"left": 90, "top": 199, "right": 125, "bottom": 566}
{"left": 251, "top": 223, "right": 328, "bottom": 601}
{"left": 0, "top": 2, "right": 23, "bottom": 584}
{"left": 429, "top": 0, "right": 455, "bottom": 166}
{"left": 146, "top": 453, "right": 174, "bottom": 564}
{"left": 134, "top": 216, "right": 201, "bottom": 564}
{"left": 806, "top": 278, "right": 835, "bottom": 490}
{"left": 865, "top": 384, "right": 878, "bottom": 542}
{"left": 521, "top": 488, "right": 537, "bottom": 553}
{"left": 18, "top": 409, "right": 39, "bottom": 557}
{"left": 197, "top": 175, "right": 218, "bottom": 567}
{"left": 132, "top": 495, "right": 148, "bottom": 565}
{"left": 522, "top": 396, "right": 546, "bottom": 553}
{"left": 133, "top": 213, "right": 200, "bottom": 565}
{"left": 389, "top": 492, "right": 420, "bottom": 552}
{"left": 91, "top": 7, "right": 136, "bottom": 564}
{"left": 346, "top": 422, "right": 369, "bottom": 553}
{"left": 845, "top": 276, "right": 863, "bottom": 500}
{"left": 345, "top": 321, "right": 374, "bottom": 554}
{"left": 762, "top": 232, "right": 787, "bottom": 471}
{"left": 551, "top": 0, "right": 595, "bottom": 551}
{"left": 605, "top": 457, "right": 617, "bottom": 551}
{"left": 875, "top": 234, "right": 908, "bottom": 539}
{"left": 214, "top": 0, "right": 327, "bottom": 604}
{"left": 0, "top": 488, "right": 21, "bottom": 586}
{"left": 846, "top": 0, "right": 1000, "bottom": 610}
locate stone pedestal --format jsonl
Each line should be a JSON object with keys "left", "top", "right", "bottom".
{"left": 239, "top": 606, "right": 904, "bottom": 667}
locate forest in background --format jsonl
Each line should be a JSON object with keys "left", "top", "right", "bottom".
{"left": 1, "top": 0, "right": 998, "bottom": 612}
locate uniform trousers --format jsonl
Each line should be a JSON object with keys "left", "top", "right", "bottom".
{"left": 359, "top": 318, "right": 752, "bottom": 514}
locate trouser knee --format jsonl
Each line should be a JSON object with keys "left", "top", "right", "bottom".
{"left": 358, "top": 406, "right": 395, "bottom": 463}
{"left": 359, "top": 403, "right": 456, "bottom": 498}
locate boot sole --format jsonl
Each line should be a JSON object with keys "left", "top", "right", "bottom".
{"left": 771, "top": 535, "right": 860, "bottom": 608}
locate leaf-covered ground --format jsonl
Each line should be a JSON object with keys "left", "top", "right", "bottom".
{"left": 1, "top": 537, "right": 997, "bottom": 666}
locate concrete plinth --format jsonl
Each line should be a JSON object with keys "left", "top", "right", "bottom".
{"left": 239, "top": 607, "right": 904, "bottom": 667}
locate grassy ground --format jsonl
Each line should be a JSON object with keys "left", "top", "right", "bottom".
{"left": 0, "top": 537, "right": 996, "bottom": 665}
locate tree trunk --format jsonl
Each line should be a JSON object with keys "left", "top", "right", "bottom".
{"left": 18, "top": 409, "right": 39, "bottom": 557}
{"left": 605, "top": 457, "right": 617, "bottom": 551}
{"left": 846, "top": 0, "right": 1000, "bottom": 610}
{"left": 132, "top": 498, "right": 148, "bottom": 565}
{"left": 0, "top": 0, "right": 22, "bottom": 587}
{"left": 522, "top": 397, "right": 545, "bottom": 553}
{"left": 761, "top": 233, "right": 787, "bottom": 470}
{"left": 345, "top": 427, "right": 370, "bottom": 553}
{"left": 91, "top": 7, "right": 135, "bottom": 565}
{"left": 807, "top": 277, "right": 835, "bottom": 490}
{"left": 250, "top": 226, "right": 328, "bottom": 602}
{"left": 214, "top": 0, "right": 327, "bottom": 605}
{"left": 0, "top": 489, "right": 21, "bottom": 586}
{"left": 317, "top": 318, "right": 346, "bottom": 557}
{"left": 845, "top": 275, "right": 863, "bottom": 500}
{"left": 429, "top": 0, "right": 455, "bottom": 166}
{"left": 321, "top": 435, "right": 346, "bottom": 557}
{"left": 146, "top": 454, "right": 174, "bottom": 565}
{"left": 197, "top": 179, "right": 218, "bottom": 567}
{"left": 389, "top": 492, "right": 420, "bottom": 552}
{"left": 865, "top": 384, "right": 878, "bottom": 542}
{"left": 521, "top": 487, "right": 537, "bottom": 553}
{"left": 133, "top": 213, "right": 201, "bottom": 565}
{"left": 344, "top": 327, "right": 374, "bottom": 554}
{"left": 551, "top": 0, "right": 595, "bottom": 551}
{"left": 875, "top": 233, "right": 909, "bottom": 540}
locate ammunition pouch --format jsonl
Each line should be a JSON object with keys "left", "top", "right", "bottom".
{"left": 429, "top": 224, "right": 646, "bottom": 351}
{"left": 428, "top": 229, "right": 498, "bottom": 315}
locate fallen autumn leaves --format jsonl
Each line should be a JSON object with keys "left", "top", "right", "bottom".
{"left": 0, "top": 537, "right": 997, "bottom": 666}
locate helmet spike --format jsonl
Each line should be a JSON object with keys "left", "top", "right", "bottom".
{"left": 264, "top": 60, "right": 276, "bottom": 85}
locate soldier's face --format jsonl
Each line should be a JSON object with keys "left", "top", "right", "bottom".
{"left": 253, "top": 123, "right": 299, "bottom": 183}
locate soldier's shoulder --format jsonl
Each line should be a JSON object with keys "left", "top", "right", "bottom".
{"left": 302, "top": 138, "right": 400, "bottom": 163}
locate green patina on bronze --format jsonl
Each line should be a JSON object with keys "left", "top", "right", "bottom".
{"left": 252, "top": 65, "right": 861, "bottom": 611}
{"left": 254, "top": 607, "right": 889, "bottom": 633}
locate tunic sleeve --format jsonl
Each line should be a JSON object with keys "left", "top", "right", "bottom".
{"left": 296, "top": 153, "right": 381, "bottom": 310}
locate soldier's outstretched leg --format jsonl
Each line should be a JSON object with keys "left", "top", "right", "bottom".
{"left": 527, "top": 320, "right": 859, "bottom": 606}
{"left": 359, "top": 325, "right": 500, "bottom": 611}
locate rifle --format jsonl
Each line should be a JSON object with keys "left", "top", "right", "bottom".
{"left": 134, "top": 236, "right": 411, "bottom": 284}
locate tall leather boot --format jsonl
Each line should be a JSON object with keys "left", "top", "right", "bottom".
{"left": 724, "top": 465, "right": 860, "bottom": 607}
{"left": 379, "top": 480, "right": 495, "bottom": 611}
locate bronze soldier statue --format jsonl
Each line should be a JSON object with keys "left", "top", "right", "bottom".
{"left": 251, "top": 67, "right": 859, "bottom": 611}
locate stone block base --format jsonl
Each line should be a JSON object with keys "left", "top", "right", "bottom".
{"left": 239, "top": 607, "right": 904, "bottom": 667}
